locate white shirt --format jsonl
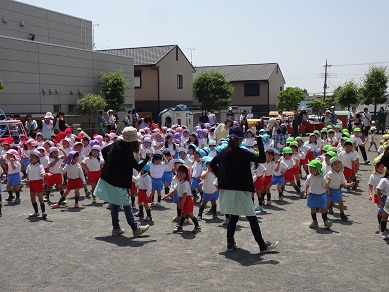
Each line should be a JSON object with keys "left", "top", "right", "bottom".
{"left": 26, "top": 163, "right": 45, "bottom": 181}
{"left": 305, "top": 141, "right": 319, "bottom": 153}
{"left": 170, "top": 175, "right": 179, "bottom": 189}
{"left": 208, "top": 113, "right": 216, "bottom": 125}
{"left": 282, "top": 157, "right": 295, "bottom": 170}
{"left": 7, "top": 160, "right": 21, "bottom": 175}
{"left": 338, "top": 150, "right": 356, "bottom": 169}
{"left": 140, "top": 145, "right": 153, "bottom": 160}
{"left": 202, "top": 170, "right": 217, "bottom": 194}
{"left": 40, "top": 155, "right": 49, "bottom": 169}
{"left": 378, "top": 145, "right": 384, "bottom": 155}
{"left": 255, "top": 164, "right": 266, "bottom": 177}
{"left": 362, "top": 112, "right": 371, "bottom": 127}
{"left": 191, "top": 161, "right": 202, "bottom": 178}
{"left": 149, "top": 163, "right": 166, "bottom": 179}
{"left": 82, "top": 145, "right": 91, "bottom": 157}
{"left": 208, "top": 149, "right": 217, "bottom": 158}
{"left": 305, "top": 174, "right": 326, "bottom": 194}
{"left": 49, "top": 158, "right": 63, "bottom": 174}
{"left": 273, "top": 161, "right": 287, "bottom": 176}
{"left": 137, "top": 173, "right": 152, "bottom": 195}
{"left": 63, "top": 163, "right": 86, "bottom": 183}
{"left": 327, "top": 169, "right": 346, "bottom": 189}
{"left": 322, "top": 162, "right": 332, "bottom": 175}
{"left": 369, "top": 173, "right": 384, "bottom": 194}
{"left": 176, "top": 180, "right": 191, "bottom": 197}
{"left": 164, "top": 159, "right": 174, "bottom": 172}
{"left": 351, "top": 135, "right": 363, "bottom": 146}
{"left": 377, "top": 177, "right": 389, "bottom": 196}
{"left": 83, "top": 156, "right": 104, "bottom": 172}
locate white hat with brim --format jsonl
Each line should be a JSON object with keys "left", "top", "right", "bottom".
{"left": 122, "top": 127, "right": 141, "bottom": 143}
{"left": 44, "top": 112, "right": 54, "bottom": 119}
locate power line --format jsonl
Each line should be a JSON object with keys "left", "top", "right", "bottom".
{"left": 331, "top": 61, "right": 389, "bottom": 67}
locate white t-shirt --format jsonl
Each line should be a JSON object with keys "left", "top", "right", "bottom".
{"left": 369, "top": 173, "right": 384, "bottom": 194}
{"left": 282, "top": 157, "right": 295, "bottom": 170}
{"left": 273, "top": 161, "right": 287, "bottom": 176}
{"left": 322, "top": 162, "right": 332, "bottom": 176}
{"left": 262, "top": 161, "right": 277, "bottom": 176}
{"left": 26, "top": 163, "right": 45, "bottom": 181}
{"left": 149, "top": 163, "right": 166, "bottom": 179}
{"left": 338, "top": 151, "right": 356, "bottom": 169}
{"left": 176, "top": 180, "right": 191, "bottom": 197}
{"left": 376, "top": 177, "right": 389, "bottom": 196}
{"left": 327, "top": 169, "right": 346, "bottom": 189}
{"left": 49, "top": 158, "right": 63, "bottom": 174}
{"left": 83, "top": 156, "right": 104, "bottom": 172}
{"left": 140, "top": 145, "right": 153, "bottom": 160}
{"left": 82, "top": 145, "right": 91, "bottom": 157}
{"left": 191, "top": 161, "right": 202, "bottom": 179}
{"left": 362, "top": 112, "right": 371, "bottom": 127}
{"left": 304, "top": 141, "right": 319, "bottom": 153}
{"left": 137, "top": 173, "right": 152, "bottom": 195}
{"left": 7, "top": 160, "right": 21, "bottom": 175}
{"left": 351, "top": 135, "right": 363, "bottom": 146}
{"left": 255, "top": 163, "right": 266, "bottom": 177}
{"left": 63, "top": 163, "right": 86, "bottom": 183}
{"left": 202, "top": 171, "right": 217, "bottom": 194}
{"left": 305, "top": 174, "right": 326, "bottom": 194}
{"left": 40, "top": 155, "right": 49, "bottom": 169}
{"left": 378, "top": 145, "right": 384, "bottom": 155}
{"left": 208, "top": 113, "right": 216, "bottom": 125}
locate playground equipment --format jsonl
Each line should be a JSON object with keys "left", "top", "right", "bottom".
{"left": 0, "top": 109, "right": 27, "bottom": 142}
{"left": 159, "top": 104, "right": 193, "bottom": 131}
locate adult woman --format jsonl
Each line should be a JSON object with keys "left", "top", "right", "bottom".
{"left": 97, "top": 111, "right": 107, "bottom": 135}
{"left": 348, "top": 106, "right": 358, "bottom": 132}
{"left": 215, "top": 116, "right": 233, "bottom": 143}
{"left": 41, "top": 112, "right": 54, "bottom": 139}
{"left": 378, "top": 107, "right": 387, "bottom": 134}
{"left": 24, "top": 114, "right": 38, "bottom": 138}
{"left": 131, "top": 109, "right": 139, "bottom": 127}
{"left": 94, "top": 127, "right": 150, "bottom": 237}
{"left": 107, "top": 110, "right": 117, "bottom": 132}
{"left": 54, "top": 112, "right": 68, "bottom": 132}
{"left": 198, "top": 111, "right": 209, "bottom": 127}
{"left": 209, "top": 126, "right": 278, "bottom": 253}
{"left": 226, "top": 107, "right": 235, "bottom": 120}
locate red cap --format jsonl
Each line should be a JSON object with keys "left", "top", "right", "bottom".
{"left": 65, "top": 128, "right": 72, "bottom": 133}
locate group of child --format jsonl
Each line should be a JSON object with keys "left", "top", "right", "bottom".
{"left": 0, "top": 122, "right": 388, "bottom": 241}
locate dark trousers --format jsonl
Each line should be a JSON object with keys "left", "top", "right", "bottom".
{"left": 227, "top": 214, "right": 267, "bottom": 250}
{"left": 111, "top": 204, "right": 138, "bottom": 231}
{"left": 293, "top": 123, "right": 299, "bottom": 137}
{"left": 358, "top": 145, "right": 368, "bottom": 161}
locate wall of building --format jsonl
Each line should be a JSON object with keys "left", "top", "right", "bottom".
{"left": 0, "top": 35, "right": 134, "bottom": 114}
{"left": 134, "top": 66, "right": 158, "bottom": 101}
{"left": 0, "top": 0, "right": 92, "bottom": 50}
{"left": 268, "top": 65, "right": 285, "bottom": 111}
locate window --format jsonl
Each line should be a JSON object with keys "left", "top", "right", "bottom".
{"left": 280, "top": 86, "right": 283, "bottom": 91}
{"left": 244, "top": 83, "right": 260, "bottom": 96}
{"left": 68, "top": 104, "right": 76, "bottom": 113}
{"left": 177, "top": 74, "right": 183, "bottom": 89}
{"left": 176, "top": 47, "right": 179, "bottom": 61}
{"left": 53, "top": 104, "right": 61, "bottom": 113}
{"left": 134, "top": 70, "right": 141, "bottom": 88}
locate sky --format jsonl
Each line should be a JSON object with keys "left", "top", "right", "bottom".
{"left": 19, "top": 0, "right": 389, "bottom": 95}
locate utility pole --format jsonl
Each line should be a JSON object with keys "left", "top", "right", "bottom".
{"left": 186, "top": 48, "right": 195, "bottom": 64}
{"left": 323, "top": 59, "right": 332, "bottom": 102}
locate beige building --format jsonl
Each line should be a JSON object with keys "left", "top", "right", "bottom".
{"left": 194, "top": 63, "right": 285, "bottom": 116}
{"left": 100, "top": 45, "right": 195, "bottom": 121}
{"left": 0, "top": 0, "right": 134, "bottom": 114}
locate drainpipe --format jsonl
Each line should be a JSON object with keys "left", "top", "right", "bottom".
{"left": 151, "top": 66, "right": 160, "bottom": 123}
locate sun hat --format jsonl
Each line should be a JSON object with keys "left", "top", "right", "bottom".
{"left": 308, "top": 159, "right": 323, "bottom": 176}
{"left": 140, "top": 161, "right": 151, "bottom": 172}
{"left": 228, "top": 126, "right": 245, "bottom": 139}
{"left": 344, "top": 139, "right": 353, "bottom": 146}
{"left": 287, "top": 137, "right": 295, "bottom": 143}
{"left": 91, "top": 145, "right": 101, "bottom": 151}
{"left": 173, "top": 158, "right": 186, "bottom": 165}
{"left": 208, "top": 140, "right": 216, "bottom": 146}
{"left": 143, "top": 137, "right": 151, "bottom": 143}
{"left": 326, "top": 151, "right": 337, "bottom": 158}
{"left": 323, "top": 145, "right": 332, "bottom": 152}
{"left": 122, "top": 127, "right": 140, "bottom": 143}
{"left": 6, "top": 149, "right": 20, "bottom": 161}
{"left": 327, "top": 125, "right": 333, "bottom": 129}
{"left": 178, "top": 147, "right": 187, "bottom": 154}
{"left": 44, "top": 112, "right": 54, "bottom": 119}
{"left": 26, "top": 138, "right": 38, "bottom": 147}
{"left": 290, "top": 141, "right": 298, "bottom": 148}
{"left": 330, "top": 156, "right": 341, "bottom": 165}
{"left": 226, "top": 116, "right": 234, "bottom": 122}
{"left": 354, "top": 127, "right": 361, "bottom": 132}
{"left": 282, "top": 147, "right": 293, "bottom": 154}
{"left": 295, "top": 136, "right": 303, "bottom": 141}
{"left": 37, "top": 146, "right": 45, "bottom": 152}
{"left": 66, "top": 151, "right": 79, "bottom": 164}
{"left": 29, "top": 150, "right": 41, "bottom": 158}
{"left": 49, "top": 147, "right": 59, "bottom": 154}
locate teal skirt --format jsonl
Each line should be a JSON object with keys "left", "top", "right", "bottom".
{"left": 94, "top": 179, "right": 131, "bottom": 206}
{"left": 219, "top": 189, "right": 256, "bottom": 216}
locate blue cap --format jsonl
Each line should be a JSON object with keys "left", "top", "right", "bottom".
{"left": 228, "top": 126, "right": 245, "bottom": 139}
{"left": 208, "top": 140, "right": 217, "bottom": 146}
{"left": 215, "top": 146, "right": 223, "bottom": 153}
{"left": 198, "top": 149, "right": 207, "bottom": 158}
{"left": 141, "top": 161, "right": 151, "bottom": 172}
{"left": 201, "top": 156, "right": 213, "bottom": 171}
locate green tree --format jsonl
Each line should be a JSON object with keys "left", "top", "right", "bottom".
{"left": 307, "top": 100, "right": 326, "bottom": 116}
{"left": 0, "top": 80, "right": 5, "bottom": 93}
{"left": 193, "top": 71, "right": 234, "bottom": 110}
{"left": 361, "top": 66, "right": 389, "bottom": 115}
{"left": 100, "top": 70, "right": 128, "bottom": 112}
{"left": 276, "top": 87, "right": 306, "bottom": 111}
{"left": 333, "top": 81, "right": 360, "bottom": 110}
{"left": 77, "top": 93, "right": 107, "bottom": 128}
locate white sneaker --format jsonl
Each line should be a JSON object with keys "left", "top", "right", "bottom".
{"left": 379, "top": 231, "right": 389, "bottom": 240}
{"left": 309, "top": 221, "right": 319, "bottom": 228}
{"left": 324, "top": 220, "right": 333, "bottom": 229}
{"left": 133, "top": 225, "right": 150, "bottom": 237}
{"left": 29, "top": 212, "right": 39, "bottom": 217}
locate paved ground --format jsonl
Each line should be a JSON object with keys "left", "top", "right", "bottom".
{"left": 0, "top": 139, "right": 387, "bottom": 292}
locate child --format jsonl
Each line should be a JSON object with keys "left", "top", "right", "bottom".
{"left": 338, "top": 139, "right": 357, "bottom": 186}
{"left": 164, "top": 159, "right": 186, "bottom": 221}
{"left": 244, "top": 129, "right": 256, "bottom": 152}
{"left": 290, "top": 141, "right": 304, "bottom": 189}
{"left": 208, "top": 140, "right": 217, "bottom": 158}
{"left": 368, "top": 126, "right": 378, "bottom": 151}
{"left": 368, "top": 156, "right": 385, "bottom": 231}
{"left": 81, "top": 145, "right": 104, "bottom": 204}
{"left": 197, "top": 157, "right": 218, "bottom": 220}
{"left": 303, "top": 160, "right": 332, "bottom": 229}
{"left": 50, "top": 151, "right": 86, "bottom": 209}
{"left": 5, "top": 149, "right": 21, "bottom": 204}
{"left": 376, "top": 167, "right": 389, "bottom": 240}
{"left": 162, "top": 149, "right": 174, "bottom": 196}
{"left": 351, "top": 127, "right": 369, "bottom": 165}
{"left": 140, "top": 137, "right": 154, "bottom": 160}
{"left": 149, "top": 152, "right": 167, "bottom": 207}
{"left": 190, "top": 148, "right": 203, "bottom": 201}
{"left": 134, "top": 162, "right": 153, "bottom": 222}
{"left": 44, "top": 147, "right": 66, "bottom": 203}
{"left": 271, "top": 151, "right": 287, "bottom": 201}
{"left": 296, "top": 137, "right": 310, "bottom": 177}
{"left": 304, "top": 133, "right": 319, "bottom": 162}
{"left": 282, "top": 147, "right": 301, "bottom": 195}
{"left": 165, "top": 164, "right": 201, "bottom": 233}
{"left": 26, "top": 150, "right": 50, "bottom": 218}
{"left": 325, "top": 156, "right": 354, "bottom": 220}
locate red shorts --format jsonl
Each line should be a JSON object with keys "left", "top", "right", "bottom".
{"left": 138, "top": 189, "right": 152, "bottom": 204}
{"left": 130, "top": 181, "right": 137, "bottom": 195}
{"left": 66, "top": 178, "right": 83, "bottom": 190}
{"left": 306, "top": 151, "right": 314, "bottom": 161}
{"left": 284, "top": 169, "right": 295, "bottom": 182}
{"left": 46, "top": 173, "right": 62, "bottom": 187}
{"left": 343, "top": 167, "right": 353, "bottom": 178}
{"left": 30, "top": 179, "right": 44, "bottom": 193}
{"left": 254, "top": 175, "right": 272, "bottom": 191}
{"left": 293, "top": 166, "right": 300, "bottom": 175}
{"left": 179, "top": 196, "right": 194, "bottom": 214}
{"left": 374, "top": 194, "right": 379, "bottom": 205}
{"left": 300, "top": 157, "right": 309, "bottom": 165}
{"left": 44, "top": 168, "right": 49, "bottom": 184}
{"left": 88, "top": 170, "right": 101, "bottom": 184}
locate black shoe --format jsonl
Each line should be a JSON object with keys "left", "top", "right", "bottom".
{"left": 340, "top": 214, "right": 348, "bottom": 221}
{"left": 227, "top": 242, "right": 237, "bottom": 251}
{"left": 5, "top": 196, "right": 15, "bottom": 201}
{"left": 328, "top": 206, "right": 334, "bottom": 214}
{"left": 14, "top": 198, "right": 20, "bottom": 204}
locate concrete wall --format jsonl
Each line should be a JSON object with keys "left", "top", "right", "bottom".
{"left": 268, "top": 65, "right": 285, "bottom": 111}
{"left": 0, "top": 35, "right": 134, "bottom": 114}
{"left": 0, "top": 0, "right": 92, "bottom": 50}
{"left": 229, "top": 81, "right": 269, "bottom": 114}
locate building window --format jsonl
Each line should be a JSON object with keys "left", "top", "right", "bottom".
{"left": 244, "top": 83, "right": 260, "bottom": 96}
{"left": 177, "top": 74, "right": 183, "bottom": 89}
{"left": 280, "top": 86, "right": 283, "bottom": 91}
{"left": 68, "top": 104, "right": 76, "bottom": 113}
{"left": 176, "top": 47, "right": 179, "bottom": 61}
{"left": 134, "top": 70, "right": 141, "bottom": 88}
{"left": 53, "top": 104, "right": 61, "bottom": 113}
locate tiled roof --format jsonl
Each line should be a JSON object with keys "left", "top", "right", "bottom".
{"left": 194, "top": 63, "right": 279, "bottom": 81}
{"left": 99, "top": 45, "right": 176, "bottom": 65}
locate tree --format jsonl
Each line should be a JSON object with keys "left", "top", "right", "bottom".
{"left": 307, "top": 100, "right": 326, "bottom": 116}
{"left": 0, "top": 80, "right": 5, "bottom": 93}
{"left": 333, "top": 80, "right": 360, "bottom": 110}
{"left": 276, "top": 87, "right": 306, "bottom": 111}
{"left": 361, "top": 66, "right": 388, "bottom": 115}
{"left": 193, "top": 71, "right": 234, "bottom": 110}
{"left": 324, "top": 96, "right": 336, "bottom": 108}
{"left": 77, "top": 93, "right": 107, "bottom": 128}
{"left": 100, "top": 70, "right": 128, "bottom": 112}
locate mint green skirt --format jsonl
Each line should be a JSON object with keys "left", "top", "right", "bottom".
{"left": 219, "top": 189, "right": 256, "bottom": 216}
{"left": 94, "top": 179, "right": 131, "bottom": 206}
